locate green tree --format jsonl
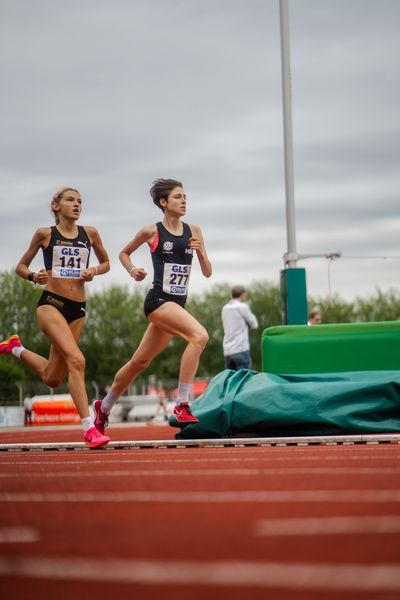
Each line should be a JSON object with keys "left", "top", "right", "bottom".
{"left": 0, "top": 270, "right": 43, "bottom": 344}
{"left": 187, "top": 283, "right": 230, "bottom": 376}
{"left": 354, "top": 288, "right": 400, "bottom": 322}
{"left": 0, "top": 270, "right": 48, "bottom": 381}
{"left": 308, "top": 295, "right": 356, "bottom": 324}
{"left": 81, "top": 285, "right": 148, "bottom": 382}
{"left": 1, "top": 268, "right": 400, "bottom": 395}
{"left": 187, "top": 281, "right": 281, "bottom": 375}
{"left": 308, "top": 288, "right": 400, "bottom": 324}
{"left": 245, "top": 281, "right": 281, "bottom": 370}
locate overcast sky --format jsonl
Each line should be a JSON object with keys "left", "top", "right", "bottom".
{"left": 1, "top": 0, "right": 399, "bottom": 303}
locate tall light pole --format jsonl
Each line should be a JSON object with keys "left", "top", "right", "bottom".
{"left": 279, "top": 0, "right": 308, "bottom": 324}
{"left": 280, "top": 0, "right": 297, "bottom": 268}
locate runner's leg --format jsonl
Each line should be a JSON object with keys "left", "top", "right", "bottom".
{"left": 100, "top": 302, "right": 207, "bottom": 424}
{"left": 36, "top": 306, "right": 89, "bottom": 418}
{"left": 149, "top": 302, "right": 209, "bottom": 384}
{"left": 14, "top": 304, "right": 84, "bottom": 387}
{"left": 111, "top": 324, "right": 173, "bottom": 396}
{"left": 149, "top": 302, "right": 207, "bottom": 422}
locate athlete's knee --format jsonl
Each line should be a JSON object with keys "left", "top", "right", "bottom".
{"left": 43, "top": 375, "right": 64, "bottom": 388}
{"left": 112, "top": 355, "right": 151, "bottom": 395}
{"left": 191, "top": 327, "right": 209, "bottom": 352}
{"left": 130, "top": 354, "right": 152, "bottom": 373}
{"left": 66, "top": 351, "right": 86, "bottom": 373}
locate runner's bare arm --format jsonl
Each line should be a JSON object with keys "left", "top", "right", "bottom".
{"left": 15, "top": 228, "right": 51, "bottom": 285}
{"left": 82, "top": 226, "right": 110, "bottom": 281}
{"left": 119, "top": 224, "right": 156, "bottom": 281}
{"left": 189, "top": 224, "right": 212, "bottom": 278}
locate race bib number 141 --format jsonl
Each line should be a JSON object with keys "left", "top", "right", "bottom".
{"left": 52, "top": 246, "right": 89, "bottom": 279}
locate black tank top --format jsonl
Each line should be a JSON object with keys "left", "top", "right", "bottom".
{"left": 150, "top": 221, "right": 193, "bottom": 298}
{"left": 43, "top": 225, "right": 91, "bottom": 279}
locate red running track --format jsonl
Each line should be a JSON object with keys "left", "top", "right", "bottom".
{"left": 0, "top": 424, "right": 399, "bottom": 600}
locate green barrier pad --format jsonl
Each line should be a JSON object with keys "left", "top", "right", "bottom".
{"left": 174, "top": 369, "right": 400, "bottom": 439}
{"left": 261, "top": 321, "right": 400, "bottom": 374}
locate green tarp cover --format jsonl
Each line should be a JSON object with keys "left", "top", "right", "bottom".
{"left": 174, "top": 369, "right": 400, "bottom": 439}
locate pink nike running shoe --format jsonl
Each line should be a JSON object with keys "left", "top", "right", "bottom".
{"left": 84, "top": 426, "right": 110, "bottom": 448}
{"left": 173, "top": 402, "right": 199, "bottom": 424}
{"left": 93, "top": 399, "right": 109, "bottom": 435}
{"left": 0, "top": 335, "right": 22, "bottom": 355}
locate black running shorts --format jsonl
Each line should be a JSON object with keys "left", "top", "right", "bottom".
{"left": 37, "top": 291, "right": 86, "bottom": 324}
{"left": 143, "top": 288, "right": 186, "bottom": 319}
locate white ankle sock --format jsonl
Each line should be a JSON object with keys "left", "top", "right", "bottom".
{"left": 12, "top": 345, "right": 25, "bottom": 359}
{"left": 101, "top": 389, "right": 119, "bottom": 415}
{"left": 176, "top": 382, "right": 192, "bottom": 405}
{"left": 82, "top": 416, "right": 94, "bottom": 432}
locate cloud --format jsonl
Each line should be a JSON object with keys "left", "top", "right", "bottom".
{"left": 1, "top": 0, "right": 399, "bottom": 303}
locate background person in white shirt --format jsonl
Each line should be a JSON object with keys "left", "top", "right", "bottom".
{"left": 23, "top": 394, "right": 33, "bottom": 426}
{"left": 221, "top": 285, "right": 258, "bottom": 370}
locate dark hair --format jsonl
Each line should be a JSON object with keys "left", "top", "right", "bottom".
{"left": 231, "top": 285, "right": 246, "bottom": 298}
{"left": 149, "top": 178, "right": 183, "bottom": 212}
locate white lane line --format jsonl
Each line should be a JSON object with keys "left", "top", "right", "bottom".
{"left": 0, "top": 454, "right": 398, "bottom": 466}
{"left": 254, "top": 515, "right": 400, "bottom": 536}
{"left": 0, "top": 528, "right": 40, "bottom": 543}
{"left": 1, "top": 466, "right": 400, "bottom": 478}
{"left": 2, "top": 434, "right": 398, "bottom": 451}
{"left": 0, "top": 556, "right": 400, "bottom": 591}
{"left": 1, "top": 445, "right": 399, "bottom": 456}
{"left": 0, "top": 490, "right": 399, "bottom": 503}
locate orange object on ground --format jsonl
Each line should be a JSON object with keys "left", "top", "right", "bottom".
{"left": 32, "top": 397, "right": 80, "bottom": 425}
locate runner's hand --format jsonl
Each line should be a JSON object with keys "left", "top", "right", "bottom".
{"left": 81, "top": 268, "right": 96, "bottom": 281}
{"left": 131, "top": 267, "right": 147, "bottom": 282}
{"left": 34, "top": 269, "right": 49, "bottom": 285}
{"left": 189, "top": 237, "right": 202, "bottom": 252}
